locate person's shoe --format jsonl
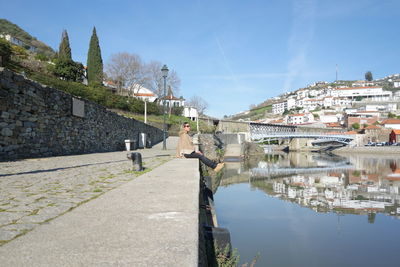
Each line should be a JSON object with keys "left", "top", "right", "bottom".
{"left": 214, "top": 163, "right": 225, "bottom": 173}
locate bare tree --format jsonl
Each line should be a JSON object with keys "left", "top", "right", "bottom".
{"left": 187, "top": 95, "right": 209, "bottom": 115}
{"left": 106, "top": 52, "right": 148, "bottom": 96}
{"left": 144, "top": 60, "right": 181, "bottom": 98}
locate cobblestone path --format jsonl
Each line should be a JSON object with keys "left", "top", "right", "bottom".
{"left": 0, "top": 142, "right": 176, "bottom": 245}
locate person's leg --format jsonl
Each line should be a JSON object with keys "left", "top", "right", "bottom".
{"left": 184, "top": 152, "right": 218, "bottom": 169}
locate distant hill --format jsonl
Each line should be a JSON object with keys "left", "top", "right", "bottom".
{"left": 0, "top": 19, "right": 55, "bottom": 57}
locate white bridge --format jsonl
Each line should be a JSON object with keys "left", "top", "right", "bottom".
{"left": 249, "top": 122, "right": 354, "bottom": 145}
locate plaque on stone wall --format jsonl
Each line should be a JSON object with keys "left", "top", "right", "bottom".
{"left": 72, "top": 98, "right": 85, "bottom": 118}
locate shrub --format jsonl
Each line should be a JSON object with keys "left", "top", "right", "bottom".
{"left": 53, "top": 59, "right": 84, "bottom": 82}
{"left": 0, "top": 38, "right": 12, "bottom": 66}
{"left": 11, "top": 45, "right": 28, "bottom": 59}
{"left": 171, "top": 106, "right": 184, "bottom": 116}
{"left": 26, "top": 70, "right": 162, "bottom": 116}
{"left": 351, "top": 123, "right": 360, "bottom": 130}
{"left": 35, "top": 53, "right": 49, "bottom": 62}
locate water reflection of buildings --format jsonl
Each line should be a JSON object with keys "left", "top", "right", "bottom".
{"left": 219, "top": 153, "right": 400, "bottom": 221}
{"left": 251, "top": 161, "right": 400, "bottom": 221}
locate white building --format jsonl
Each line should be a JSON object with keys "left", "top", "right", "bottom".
{"left": 160, "top": 87, "right": 185, "bottom": 108}
{"left": 296, "top": 89, "right": 309, "bottom": 99}
{"left": 352, "top": 80, "right": 375, "bottom": 87}
{"left": 358, "top": 104, "right": 397, "bottom": 112}
{"left": 183, "top": 106, "right": 198, "bottom": 121}
{"left": 308, "top": 89, "right": 320, "bottom": 97}
{"left": 272, "top": 98, "right": 296, "bottom": 114}
{"left": 333, "top": 86, "right": 392, "bottom": 101}
{"left": 286, "top": 113, "right": 314, "bottom": 125}
{"left": 320, "top": 114, "right": 339, "bottom": 123}
{"left": 302, "top": 98, "right": 323, "bottom": 111}
{"left": 272, "top": 102, "right": 285, "bottom": 114}
{"left": 381, "top": 119, "right": 400, "bottom": 130}
{"left": 287, "top": 98, "right": 296, "bottom": 110}
{"left": 0, "top": 34, "right": 37, "bottom": 52}
{"left": 332, "top": 97, "right": 352, "bottom": 107}
{"left": 131, "top": 85, "right": 158, "bottom": 102}
{"left": 323, "top": 96, "right": 333, "bottom": 108}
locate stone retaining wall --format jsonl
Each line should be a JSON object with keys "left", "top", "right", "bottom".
{"left": 0, "top": 68, "right": 163, "bottom": 160}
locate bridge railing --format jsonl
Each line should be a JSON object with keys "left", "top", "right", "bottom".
{"left": 250, "top": 132, "right": 355, "bottom": 141}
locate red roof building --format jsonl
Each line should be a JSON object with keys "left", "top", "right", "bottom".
{"left": 389, "top": 129, "right": 400, "bottom": 143}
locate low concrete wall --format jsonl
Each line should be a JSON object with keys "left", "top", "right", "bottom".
{"left": 0, "top": 69, "right": 163, "bottom": 160}
{"left": 216, "top": 133, "right": 246, "bottom": 145}
{"left": 216, "top": 120, "right": 250, "bottom": 133}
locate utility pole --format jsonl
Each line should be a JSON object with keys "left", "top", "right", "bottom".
{"left": 336, "top": 64, "right": 338, "bottom": 83}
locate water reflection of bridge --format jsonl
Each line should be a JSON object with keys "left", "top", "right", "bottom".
{"left": 250, "top": 164, "right": 353, "bottom": 179}
{"left": 219, "top": 161, "right": 353, "bottom": 186}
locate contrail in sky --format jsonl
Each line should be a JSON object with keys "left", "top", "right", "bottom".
{"left": 215, "top": 35, "right": 240, "bottom": 87}
{"left": 283, "top": 0, "right": 316, "bottom": 93}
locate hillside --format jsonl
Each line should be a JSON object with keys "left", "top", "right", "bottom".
{"left": 0, "top": 19, "right": 55, "bottom": 57}
{"left": 229, "top": 104, "right": 272, "bottom": 121}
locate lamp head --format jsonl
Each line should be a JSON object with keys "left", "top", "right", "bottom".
{"left": 161, "top": 65, "right": 169, "bottom": 78}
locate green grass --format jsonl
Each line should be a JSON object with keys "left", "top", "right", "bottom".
{"left": 230, "top": 104, "right": 272, "bottom": 121}
{"left": 124, "top": 168, "right": 153, "bottom": 175}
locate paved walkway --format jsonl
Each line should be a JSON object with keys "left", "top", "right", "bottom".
{"left": 0, "top": 137, "right": 199, "bottom": 266}
{"left": 0, "top": 138, "right": 178, "bottom": 244}
{"left": 0, "top": 137, "right": 201, "bottom": 266}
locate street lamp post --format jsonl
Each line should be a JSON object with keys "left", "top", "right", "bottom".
{"left": 161, "top": 65, "right": 169, "bottom": 150}
{"left": 144, "top": 99, "right": 147, "bottom": 124}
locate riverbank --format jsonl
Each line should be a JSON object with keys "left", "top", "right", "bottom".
{"left": 334, "top": 146, "right": 400, "bottom": 154}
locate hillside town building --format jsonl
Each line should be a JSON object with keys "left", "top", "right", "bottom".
{"left": 381, "top": 119, "right": 400, "bottom": 130}
{"left": 286, "top": 113, "right": 314, "bottom": 125}
{"left": 332, "top": 86, "right": 392, "bottom": 100}
{"left": 0, "top": 34, "right": 37, "bottom": 52}
{"left": 159, "top": 87, "right": 185, "bottom": 108}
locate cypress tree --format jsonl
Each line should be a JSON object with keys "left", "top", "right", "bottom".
{"left": 365, "top": 71, "right": 373, "bottom": 81}
{"left": 58, "top": 30, "right": 72, "bottom": 61}
{"left": 87, "top": 27, "right": 103, "bottom": 85}
{"left": 54, "top": 29, "right": 84, "bottom": 82}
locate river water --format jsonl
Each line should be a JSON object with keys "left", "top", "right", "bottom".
{"left": 214, "top": 152, "right": 400, "bottom": 266}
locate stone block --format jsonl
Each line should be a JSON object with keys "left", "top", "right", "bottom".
{"left": 1, "top": 128, "right": 13, "bottom": 137}
{"left": 23, "top": 121, "right": 36, "bottom": 128}
{"left": 1, "top": 111, "right": 10, "bottom": 119}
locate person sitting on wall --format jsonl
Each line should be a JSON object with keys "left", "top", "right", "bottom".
{"left": 176, "top": 122, "right": 225, "bottom": 172}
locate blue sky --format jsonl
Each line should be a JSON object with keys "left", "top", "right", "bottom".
{"left": 2, "top": 0, "right": 400, "bottom": 118}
